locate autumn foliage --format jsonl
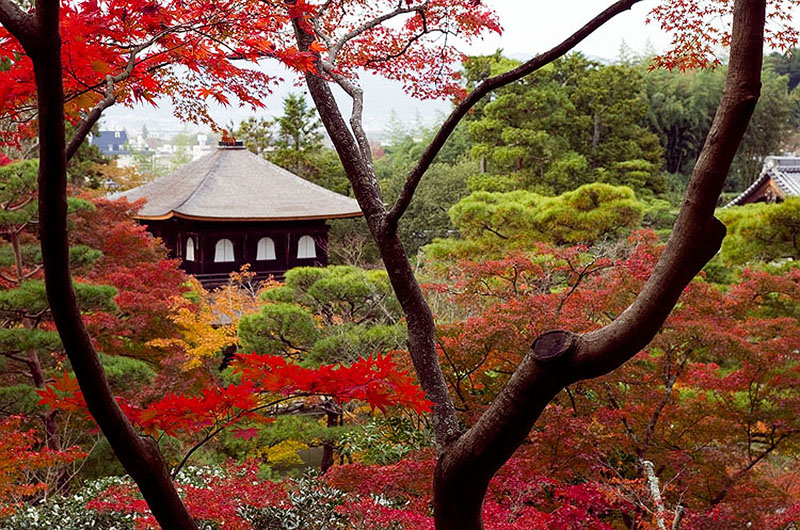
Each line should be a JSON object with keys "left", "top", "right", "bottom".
{"left": 20, "top": 225, "right": 799, "bottom": 528}
{"left": 38, "top": 352, "right": 431, "bottom": 444}
{"left": 0, "top": 0, "right": 798, "bottom": 528}
{"left": 0, "top": 0, "right": 503, "bottom": 147}
{"left": 422, "top": 232, "right": 800, "bottom": 528}
{"left": 0, "top": 416, "right": 85, "bottom": 517}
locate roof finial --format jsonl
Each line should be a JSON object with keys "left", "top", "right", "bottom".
{"left": 219, "top": 130, "right": 244, "bottom": 149}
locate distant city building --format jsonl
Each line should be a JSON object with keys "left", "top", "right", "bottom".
{"left": 91, "top": 129, "right": 128, "bottom": 154}
{"left": 111, "top": 141, "right": 362, "bottom": 288}
{"left": 91, "top": 130, "right": 135, "bottom": 168}
{"left": 122, "top": 129, "right": 217, "bottom": 175}
{"left": 727, "top": 156, "right": 800, "bottom": 206}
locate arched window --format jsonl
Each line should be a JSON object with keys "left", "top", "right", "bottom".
{"left": 256, "top": 237, "right": 276, "bottom": 261}
{"left": 297, "top": 235, "right": 316, "bottom": 259}
{"left": 214, "top": 238, "right": 235, "bottom": 262}
{"left": 185, "top": 237, "right": 195, "bottom": 261}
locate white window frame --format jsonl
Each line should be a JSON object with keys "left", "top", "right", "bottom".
{"left": 297, "top": 235, "right": 317, "bottom": 259}
{"left": 256, "top": 237, "right": 277, "bottom": 261}
{"left": 214, "top": 238, "right": 235, "bottom": 263}
{"left": 185, "top": 237, "right": 195, "bottom": 261}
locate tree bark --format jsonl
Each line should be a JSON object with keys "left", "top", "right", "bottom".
{"left": 433, "top": 0, "right": 765, "bottom": 527}
{"left": 16, "top": 0, "right": 200, "bottom": 527}
{"left": 320, "top": 407, "right": 340, "bottom": 473}
{"left": 296, "top": 0, "right": 766, "bottom": 528}
{"left": 293, "top": 19, "right": 462, "bottom": 449}
{"left": 26, "top": 349, "right": 61, "bottom": 449}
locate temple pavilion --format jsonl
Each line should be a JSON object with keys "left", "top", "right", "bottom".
{"left": 726, "top": 156, "right": 800, "bottom": 206}
{"left": 114, "top": 141, "right": 362, "bottom": 287}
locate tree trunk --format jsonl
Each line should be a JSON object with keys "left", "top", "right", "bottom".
{"left": 431, "top": 1, "right": 765, "bottom": 527}
{"left": 294, "top": 19, "right": 462, "bottom": 449}
{"left": 320, "top": 408, "right": 340, "bottom": 473}
{"left": 27, "top": 349, "right": 62, "bottom": 450}
{"left": 292, "top": 0, "right": 765, "bottom": 527}
{"left": 22, "top": 0, "right": 200, "bottom": 528}
{"left": 12, "top": 226, "right": 63, "bottom": 453}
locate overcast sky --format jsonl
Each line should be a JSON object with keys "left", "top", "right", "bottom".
{"left": 99, "top": 1, "right": 690, "bottom": 135}
{"left": 465, "top": 0, "right": 670, "bottom": 58}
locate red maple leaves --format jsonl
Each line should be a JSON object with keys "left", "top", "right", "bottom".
{"left": 0, "top": 0, "right": 505, "bottom": 146}
{"left": 37, "top": 352, "right": 432, "bottom": 441}
{"left": 649, "top": 0, "right": 799, "bottom": 70}
{"left": 235, "top": 352, "right": 432, "bottom": 413}
{"left": 0, "top": 416, "right": 86, "bottom": 517}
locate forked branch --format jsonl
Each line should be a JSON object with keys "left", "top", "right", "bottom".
{"left": 27, "top": 0, "right": 200, "bottom": 526}
{"left": 0, "top": 0, "right": 37, "bottom": 50}
{"left": 435, "top": 1, "right": 766, "bottom": 528}
{"left": 65, "top": 30, "right": 171, "bottom": 162}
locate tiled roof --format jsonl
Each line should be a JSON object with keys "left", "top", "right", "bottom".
{"left": 111, "top": 145, "right": 362, "bottom": 221}
{"left": 91, "top": 130, "right": 130, "bottom": 155}
{"left": 726, "top": 156, "right": 800, "bottom": 207}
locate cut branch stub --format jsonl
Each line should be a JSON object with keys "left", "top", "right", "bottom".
{"left": 531, "top": 330, "right": 577, "bottom": 363}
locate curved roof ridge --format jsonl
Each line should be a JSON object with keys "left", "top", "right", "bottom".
{"left": 725, "top": 155, "right": 800, "bottom": 207}
{"left": 172, "top": 150, "right": 225, "bottom": 213}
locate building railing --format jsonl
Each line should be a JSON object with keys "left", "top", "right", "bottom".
{"left": 194, "top": 270, "right": 285, "bottom": 289}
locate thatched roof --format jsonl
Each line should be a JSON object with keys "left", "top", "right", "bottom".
{"left": 726, "top": 156, "right": 800, "bottom": 207}
{"left": 113, "top": 144, "right": 362, "bottom": 221}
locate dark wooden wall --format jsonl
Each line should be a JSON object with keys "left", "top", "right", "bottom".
{"left": 142, "top": 218, "right": 329, "bottom": 287}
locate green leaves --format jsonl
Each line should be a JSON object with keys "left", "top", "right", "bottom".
{"left": 463, "top": 53, "right": 664, "bottom": 195}
{"left": 238, "top": 303, "right": 319, "bottom": 356}
{"left": 0, "top": 328, "right": 62, "bottom": 354}
{"left": 717, "top": 198, "right": 800, "bottom": 266}
{"left": 312, "top": 324, "right": 407, "bottom": 365}
{"left": 0, "top": 160, "right": 38, "bottom": 231}
{"left": 233, "top": 94, "right": 350, "bottom": 194}
{"left": 443, "top": 183, "right": 644, "bottom": 255}
{"left": 0, "top": 280, "right": 116, "bottom": 316}
{"left": 241, "top": 266, "right": 405, "bottom": 365}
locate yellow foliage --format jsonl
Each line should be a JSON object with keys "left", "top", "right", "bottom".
{"left": 98, "top": 161, "right": 156, "bottom": 191}
{"left": 257, "top": 440, "right": 309, "bottom": 466}
{"left": 147, "top": 268, "right": 278, "bottom": 370}
{"left": 148, "top": 304, "right": 236, "bottom": 370}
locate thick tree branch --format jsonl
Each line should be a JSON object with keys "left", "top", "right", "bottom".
{"left": 320, "top": 64, "right": 375, "bottom": 170}
{"left": 434, "top": 1, "right": 766, "bottom": 528}
{"left": 295, "top": 41, "right": 385, "bottom": 224}
{"left": 386, "top": 0, "right": 643, "bottom": 230}
{"left": 571, "top": 0, "right": 765, "bottom": 379}
{"left": 293, "top": 14, "right": 461, "bottom": 448}
{"left": 65, "top": 77, "right": 116, "bottom": 162}
{"left": 27, "top": 0, "right": 199, "bottom": 527}
{"left": 0, "top": 0, "right": 37, "bottom": 51}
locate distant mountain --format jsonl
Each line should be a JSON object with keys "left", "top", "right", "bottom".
{"left": 102, "top": 65, "right": 452, "bottom": 140}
